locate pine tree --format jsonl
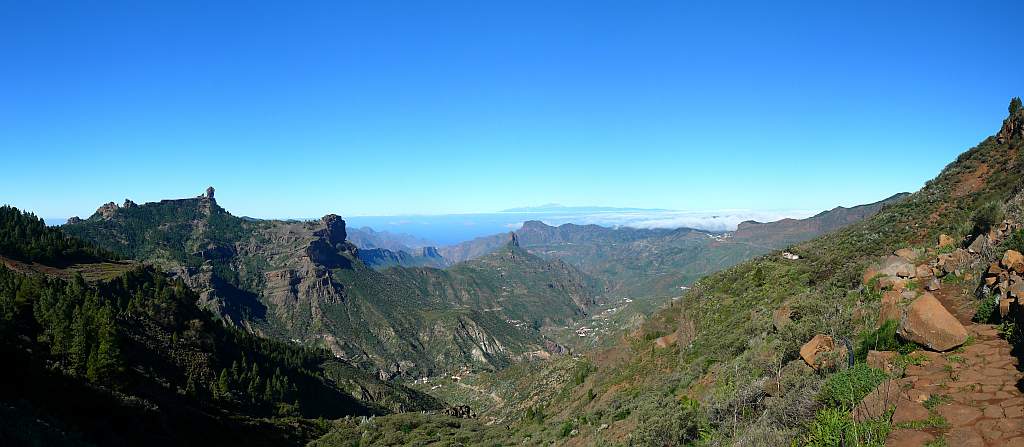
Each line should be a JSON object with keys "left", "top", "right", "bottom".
{"left": 218, "top": 368, "right": 231, "bottom": 398}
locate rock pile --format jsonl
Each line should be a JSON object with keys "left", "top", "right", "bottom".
{"left": 982, "top": 249, "right": 1024, "bottom": 319}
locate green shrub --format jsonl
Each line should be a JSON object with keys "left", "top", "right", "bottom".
{"left": 971, "top": 201, "right": 1004, "bottom": 236}
{"left": 803, "top": 407, "right": 890, "bottom": 447}
{"left": 973, "top": 295, "right": 999, "bottom": 324}
{"left": 818, "top": 364, "right": 887, "bottom": 410}
{"left": 857, "top": 320, "right": 916, "bottom": 360}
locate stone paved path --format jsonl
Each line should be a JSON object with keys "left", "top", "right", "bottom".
{"left": 885, "top": 285, "right": 1024, "bottom": 446}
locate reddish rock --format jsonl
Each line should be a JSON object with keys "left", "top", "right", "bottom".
{"left": 1003, "top": 250, "right": 1024, "bottom": 273}
{"left": 867, "top": 350, "right": 897, "bottom": 373}
{"left": 853, "top": 379, "right": 902, "bottom": 422}
{"left": 938, "top": 233, "right": 955, "bottom": 248}
{"left": 879, "top": 276, "right": 908, "bottom": 291}
{"left": 936, "top": 403, "right": 983, "bottom": 427}
{"left": 799, "top": 334, "right": 846, "bottom": 370}
{"left": 947, "top": 427, "right": 986, "bottom": 447}
{"left": 881, "top": 255, "right": 916, "bottom": 278}
{"left": 924, "top": 278, "right": 941, "bottom": 291}
{"left": 879, "top": 290, "right": 903, "bottom": 324}
{"left": 1000, "top": 296, "right": 1015, "bottom": 318}
{"left": 892, "top": 399, "right": 929, "bottom": 424}
{"left": 915, "top": 264, "right": 933, "bottom": 279}
{"left": 895, "top": 248, "right": 918, "bottom": 261}
{"left": 897, "top": 293, "right": 969, "bottom": 351}
{"left": 886, "top": 429, "right": 934, "bottom": 446}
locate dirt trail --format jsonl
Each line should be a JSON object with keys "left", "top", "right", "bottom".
{"left": 886, "top": 284, "right": 1024, "bottom": 446}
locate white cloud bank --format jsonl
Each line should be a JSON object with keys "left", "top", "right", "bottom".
{"left": 511, "top": 209, "right": 819, "bottom": 232}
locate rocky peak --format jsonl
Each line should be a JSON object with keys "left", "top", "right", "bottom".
{"left": 520, "top": 220, "right": 550, "bottom": 230}
{"left": 319, "top": 214, "right": 348, "bottom": 246}
{"left": 510, "top": 232, "right": 520, "bottom": 248}
{"left": 205, "top": 186, "right": 215, "bottom": 199}
{"left": 997, "top": 96, "right": 1023, "bottom": 144}
{"left": 123, "top": 199, "right": 138, "bottom": 208}
{"left": 96, "top": 202, "right": 119, "bottom": 219}
{"left": 66, "top": 216, "right": 82, "bottom": 225}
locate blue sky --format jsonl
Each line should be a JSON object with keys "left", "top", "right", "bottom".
{"left": 2, "top": 1, "right": 1022, "bottom": 222}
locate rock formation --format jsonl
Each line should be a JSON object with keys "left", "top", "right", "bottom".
{"left": 996, "top": 97, "right": 1023, "bottom": 144}
{"left": 799, "top": 334, "right": 847, "bottom": 370}
{"left": 96, "top": 201, "right": 119, "bottom": 219}
{"left": 896, "top": 293, "right": 968, "bottom": 351}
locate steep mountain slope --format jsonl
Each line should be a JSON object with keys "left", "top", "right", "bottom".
{"left": 0, "top": 207, "right": 440, "bottom": 446}
{"left": 310, "top": 98, "right": 1024, "bottom": 446}
{"left": 390, "top": 238, "right": 601, "bottom": 329}
{"left": 63, "top": 193, "right": 590, "bottom": 379}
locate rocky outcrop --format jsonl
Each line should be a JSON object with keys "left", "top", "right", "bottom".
{"left": 897, "top": 293, "right": 968, "bottom": 351}
{"left": 96, "top": 202, "right": 119, "bottom": 219}
{"left": 66, "top": 216, "right": 82, "bottom": 225}
{"left": 981, "top": 250, "right": 1024, "bottom": 319}
{"left": 996, "top": 97, "right": 1023, "bottom": 144}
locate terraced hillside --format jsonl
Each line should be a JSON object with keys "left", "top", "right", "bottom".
{"left": 63, "top": 193, "right": 594, "bottom": 379}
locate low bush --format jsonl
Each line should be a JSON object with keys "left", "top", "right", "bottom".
{"left": 818, "top": 364, "right": 887, "bottom": 410}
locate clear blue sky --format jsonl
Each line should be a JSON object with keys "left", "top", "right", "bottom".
{"left": 2, "top": 1, "right": 1022, "bottom": 221}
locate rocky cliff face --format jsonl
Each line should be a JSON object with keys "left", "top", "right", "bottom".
{"left": 997, "top": 97, "right": 1023, "bottom": 144}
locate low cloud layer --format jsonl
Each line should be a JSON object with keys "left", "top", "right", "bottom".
{"left": 510, "top": 209, "right": 818, "bottom": 232}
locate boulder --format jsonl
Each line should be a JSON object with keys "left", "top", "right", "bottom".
{"left": 880, "top": 255, "right": 915, "bottom": 278}
{"left": 924, "top": 278, "right": 941, "bottom": 291}
{"left": 799, "top": 334, "right": 847, "bottom": 370}
{"left": 897, "top": 293, "right": 968, "bottom": 351}
{"left": 967, "top": 235, "right": 988, "bottom": 254}
{"left": 914, "top": 264, "right": 933, "bottom": 279}
{"left": 937, "top": 249, "right": 970, "bottom": 275}
{"left": 894, "top": 248, "right": 918, "bottom": 261}
{"left": 938, "top": 233, "right": 955, "bottom": 248}
{"left": 1009, "top": 278, "right": 1024, "bottom": 299}
{"left": 1002, "top": 250, "right": 1024, "bottom": 273}
{"left": 879, "top": 290, "right": 903, "bottom": 325}
{"left": 878, "top": 276, "right": 908, "bottom": 292}
{"left": 999, "top": 296, "right": 1015, "bottom": 318}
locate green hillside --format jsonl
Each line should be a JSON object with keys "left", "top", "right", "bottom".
{"left": 0, "top": 206, "right": 441, "bottom": 446}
